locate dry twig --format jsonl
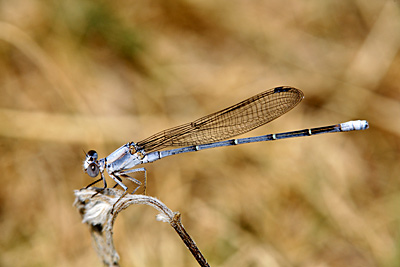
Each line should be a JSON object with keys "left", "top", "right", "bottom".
{"left": 74, "top": 188, "right": 210, "bottom": 267}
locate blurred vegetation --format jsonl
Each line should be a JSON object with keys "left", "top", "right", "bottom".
{"left": 0, "top": 0, "right": 399, "bottom": 266}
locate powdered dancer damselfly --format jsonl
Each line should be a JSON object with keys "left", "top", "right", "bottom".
{"left": 83, "top": 86, "right": 368, "bottom": 199}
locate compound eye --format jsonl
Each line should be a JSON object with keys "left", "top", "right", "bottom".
{"left": 87, "top": 150, "right": 98, "bottom": 161}
{"left": 87, "top": 163, "right": 99, "bottom": 177}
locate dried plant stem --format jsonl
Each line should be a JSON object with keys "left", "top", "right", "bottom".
{"left": 169, "top": 212, "right": 210, "bottom": 267}
{"left": 74, "top": 188, "right": 210, "bottom": 267}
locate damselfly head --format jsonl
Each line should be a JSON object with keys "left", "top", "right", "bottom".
{"left": 86, "top": 163, "right": 99, "bottom": 177}
{"left": 87, "top": 150, "right": 98, "bottom": 160}
{"left": 83, "top": 150, "right": 100, "bottom": 177}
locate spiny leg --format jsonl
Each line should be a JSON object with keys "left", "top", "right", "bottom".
{"left": 110, "top": 174, "right": 141, "bottom": 214}
{"left": 110, "top": 175, "right": 139, "bottom": 192}
{"left": 120, "top": 174, "right": 141, "bottom": 194}
{"left": 109, "top": 168, "right": 146, "bottom": 213}
{"left": 84, "top": 177, "right": 104, "bottom": 189}
{"left": 87, "top": 173, "right": 108, "bottom": 198}
{"left": 120, "top": 167, "right": 147, "bottom": 195}
{"left": 110, "top": 173, "right": 129, "bottom": 213}
{"left": 112, "top": 175, "right": 123, "bottom": 189}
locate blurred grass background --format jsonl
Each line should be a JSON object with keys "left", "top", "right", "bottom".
{"left": 0, "top": 0, "right": 399, "bottom": 266}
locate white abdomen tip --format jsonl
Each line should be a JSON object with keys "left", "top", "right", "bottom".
{"left": 340, "top": 120, "right": 369, "bottom": 131}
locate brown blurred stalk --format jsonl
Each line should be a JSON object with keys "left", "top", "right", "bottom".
{"left": 74, "top": 188, "right": 210, "bottom": 267}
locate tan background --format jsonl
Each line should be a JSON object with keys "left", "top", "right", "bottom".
{"left": 0, "top": 0, "right": 399, "bottom": 266}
